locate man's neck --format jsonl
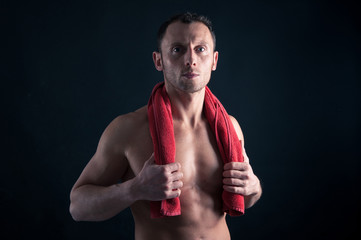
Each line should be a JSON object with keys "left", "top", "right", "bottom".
{"left": 165, "top": 82, "right": 205, "bottom": 128}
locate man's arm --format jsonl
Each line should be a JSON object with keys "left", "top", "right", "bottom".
{"left": 69, "top": 115, "right": 137, "bottom": 221}
{"left": 69, "top": 115, "right": 183, "bottom": 221}
{"left": 224, "top": 116, "right": 262, "bottom": 209}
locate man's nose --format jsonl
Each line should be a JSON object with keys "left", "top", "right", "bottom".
{"left": 185, "top": 49, "right": 196, "bottom": 67}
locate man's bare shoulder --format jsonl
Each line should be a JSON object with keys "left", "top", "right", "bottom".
{"left": 107, "top": 106, "right": 148, "bottom": 135}
{"left": 99, "top": 106, "right": 148, "bottom": 149}
{"left": 228, "top": 115, "right": 244, "bottom": 141}
{"left": 113, "top": 106, "right": 147, "bottom": 125}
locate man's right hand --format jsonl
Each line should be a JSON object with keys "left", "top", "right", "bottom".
{"left": 133, "top": 153, "right": 183, "bottom": 201}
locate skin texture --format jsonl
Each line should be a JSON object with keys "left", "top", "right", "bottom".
{"left": 70, "top": 21, "right": 262, "bottom": 240}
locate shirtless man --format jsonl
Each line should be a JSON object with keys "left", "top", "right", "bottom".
{"left": 70, "top": 13, "right": 262, "bottom": 239}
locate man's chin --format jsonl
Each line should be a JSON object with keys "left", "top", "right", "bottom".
{"left": 179, "top": 83, "right": 207, "bottom": 94}
{"left": 179, "top": 78, "right": 209, "bottom": 93}
{"left": 164, "top": 77, "right": 209, "bottom": 94}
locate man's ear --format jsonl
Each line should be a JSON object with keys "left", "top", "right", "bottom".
{"left": 152, "top": 51, "right": 163, "bottom": 71}
{"left": 212, "top": 51, "right": 219, "bottom": 71}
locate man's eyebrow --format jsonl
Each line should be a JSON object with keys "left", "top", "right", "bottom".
{"left": 196, "top": 41, "right": 210, "bottom": 47}
{"left": 170, "top": 41, "right": 210, "bottom": 46}
{"left": 169, "top": 42, "right": 185, "bottom": 47}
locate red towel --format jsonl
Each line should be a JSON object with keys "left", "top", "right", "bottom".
{"left": 147, "top": 82, "right": 245, "bottom": 218}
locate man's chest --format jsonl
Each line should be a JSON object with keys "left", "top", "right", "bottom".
{"left": 125, "top": 120, "right": 223, "bottom": 190}
{"left": 173, "top": 122, "right": 223, "bottom": 192}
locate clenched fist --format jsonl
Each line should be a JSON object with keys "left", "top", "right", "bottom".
{"left": 222, "top": 149, "right": 261, "bottom": 198}
{"left": 134, "top": 153, "right": 183, "bottom": 201}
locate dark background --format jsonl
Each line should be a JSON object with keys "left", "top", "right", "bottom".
{"left": 2, "top": 0, "right": 360, "bottom": 239}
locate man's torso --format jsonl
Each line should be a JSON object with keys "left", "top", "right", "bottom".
{"left": 121, "top": 106, "right": 230, "bottom": 240}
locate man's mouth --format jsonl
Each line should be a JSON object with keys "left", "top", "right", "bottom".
{"left": 182, "top": 72, "right": 199, "bottom": 79}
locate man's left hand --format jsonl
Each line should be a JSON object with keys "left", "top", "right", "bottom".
{"left": 222, "top": 151, "right": 261, "bottom": 197}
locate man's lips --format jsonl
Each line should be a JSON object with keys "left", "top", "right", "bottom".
{"left": 182, "top": 72, "right": 199, "bottom": 79}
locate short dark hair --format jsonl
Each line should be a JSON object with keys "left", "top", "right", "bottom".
{"left": 157, "top": 12, "right": 216, "bottom": 52}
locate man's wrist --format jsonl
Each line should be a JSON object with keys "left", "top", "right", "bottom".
{"left": 129, "top": 177, "right": 143, "bottom": 202}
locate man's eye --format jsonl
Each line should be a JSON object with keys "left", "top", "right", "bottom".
{"left": 172, "top": 47, "right": 181, "bottom": 53}
{"left": 197, "top": 47, "right": 206, "bottom": 52}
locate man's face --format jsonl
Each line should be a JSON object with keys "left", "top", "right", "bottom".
{"left": 153, "top": 21, "right": 218, "bottom": 93}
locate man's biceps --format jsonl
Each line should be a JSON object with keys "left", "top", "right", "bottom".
{"left": 81, "top": 154, "right": 128, "bottom": 186}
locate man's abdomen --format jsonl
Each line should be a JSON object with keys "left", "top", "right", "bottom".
{"left": 131, "top": 181, "right": 229, "bottom": 240}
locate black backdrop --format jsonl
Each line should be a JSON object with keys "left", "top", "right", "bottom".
{"left": 2, "top": 0, "right": 360, "bottom": 239}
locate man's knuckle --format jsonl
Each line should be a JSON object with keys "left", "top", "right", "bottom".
{"left": 224, "top": 178, "right": 231, "bottom": 185}
{"left": 240, "top": 173, "right": 248, "bottom": 180}
{"left": 233, "top": 171, "right": 241, "bottom": 179}
{"left": 159, "top": 169, "right": 171, "bottom": 180}
{"left": 243, "top": 179, "right": 248, "bottom": 186}
{"left": 243, "top": 187, "right": 250, "bottom": 196}
{"left": 162, "top": 166, "right": 169, "bottom": 174}
{"left": 231, "top": 178, "right": 238, "bottom": 185}
{"left": 167, "top": 184, "right": 174, "bottom": 191}
{"left": 175, "top": 172, "right": 182, "bottom": 180}
{"left": 225, "top": 178, "right": 231, "bottom": 185}
{"left": 236, "top": 179, "right": 243, "bottom": 186}
{"left": 164, "top": 165, "right": 171, "bottom": 172}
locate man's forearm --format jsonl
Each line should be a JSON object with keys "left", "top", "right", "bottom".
{"left": 69, "top": 178, "right": 138, "bottom": 221}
